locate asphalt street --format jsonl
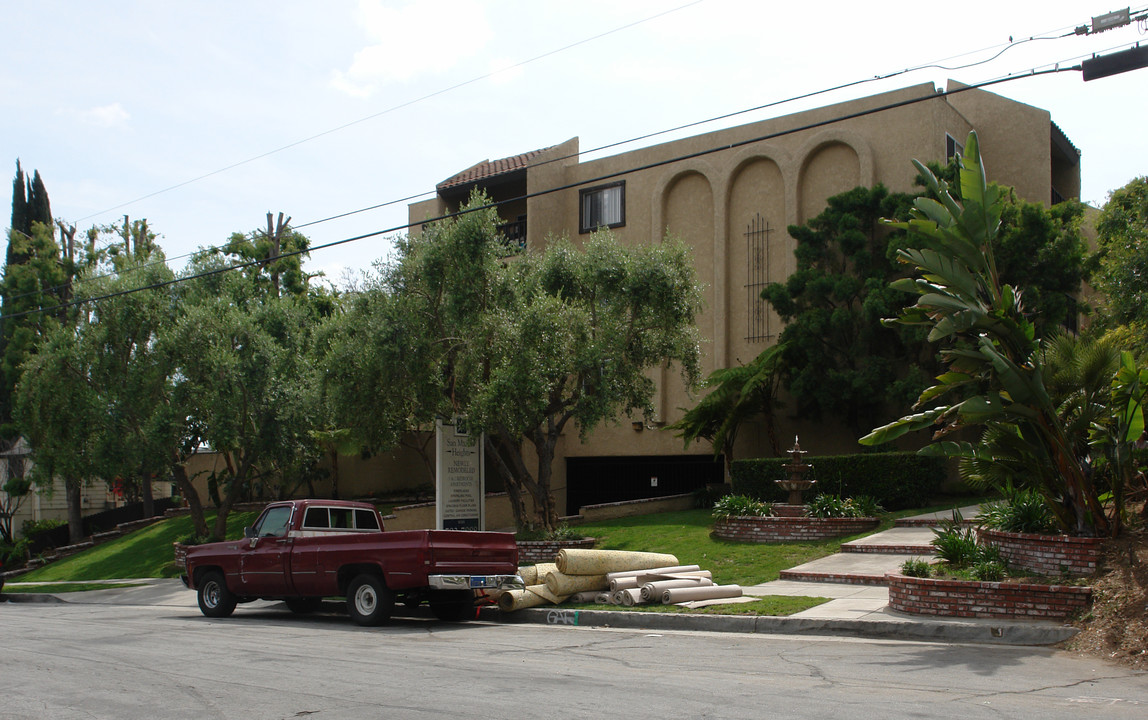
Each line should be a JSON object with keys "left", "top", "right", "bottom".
{"left": 1, "top": 596, "right": 1144, "bottom": 719}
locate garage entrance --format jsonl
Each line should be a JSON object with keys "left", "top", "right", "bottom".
{"left": 564, "top": 455, "right": 723, "bottom": 514}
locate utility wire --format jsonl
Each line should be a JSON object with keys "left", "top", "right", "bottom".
{"left": 13, "top": 17, "right": 1119, "bottom": 306}
{"left": 0, "top": 66, "right": 1084, "bottom": 323}
{"left": 70, "top": 1, "right": 706, "bottom": 225}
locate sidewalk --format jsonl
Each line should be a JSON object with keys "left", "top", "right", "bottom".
{"left": 2, "top": 506, "right": 1081, "bottom": 646}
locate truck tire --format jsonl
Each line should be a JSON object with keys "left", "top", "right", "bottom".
{"left": 429, "top": 590, "right": 475, "bottom": 622}
{"left": 284, "top": 597, "right": 323, "bottom": 614}
{"left": 197, "top": 571, "right": 237, "bottom": 618}
{"left": 347, "top": 574, "right": 394, "bottom": 626}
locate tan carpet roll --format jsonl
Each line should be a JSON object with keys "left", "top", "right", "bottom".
{"left": 545, "top": 572, "right": 608, "bottom": 597}
{"left": 662, "top": 585, "right": 743, "bottom": 604}
{"left": 556, "top": 549, "right": 679, "bottom": 576}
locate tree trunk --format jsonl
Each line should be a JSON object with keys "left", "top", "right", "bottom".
{"left": 171, "top": 461, "right": 209, "bottom": 538}
{"left": 66, "top": 478, "right": 83, "bottom": 544}
{"left": 486, "top": 433, "right": 528, "bottom": 530}
{"left": 141, "top": 471, "right": 154, "bottom": 518}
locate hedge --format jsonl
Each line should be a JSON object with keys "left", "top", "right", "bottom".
{"left": 730, "top": 452, "right": 947, "bottom": 510}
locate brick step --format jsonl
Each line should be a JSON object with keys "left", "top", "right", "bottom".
{"left": 778, "top": 569, "right": 889, "bottom": 586}
{"left": 841, "top": 543, "right": 934, "bottom": 555}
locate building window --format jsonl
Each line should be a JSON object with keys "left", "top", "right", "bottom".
{"left": 945, "top": 133, "right": 964, "bottom": 162}
{"left": 580, "top": 181, "right": 625, "bottom": 233}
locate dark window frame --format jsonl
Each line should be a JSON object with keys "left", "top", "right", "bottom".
{"left": 579, "top": 181, "right": 626, "bottom": 234}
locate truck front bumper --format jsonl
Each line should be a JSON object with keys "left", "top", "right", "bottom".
{"left": 428, "top": 574, "right": 525, "bottom": 591}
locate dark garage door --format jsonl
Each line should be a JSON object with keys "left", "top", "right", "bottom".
{"left": 565, "top": 455, "right": 723, "bottom": 514}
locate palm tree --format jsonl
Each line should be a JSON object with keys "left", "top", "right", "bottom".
{"left": 668, "top": 343, "right": 786, "bottom": 481}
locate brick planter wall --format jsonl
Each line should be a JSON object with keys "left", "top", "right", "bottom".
{"left": 516, "top": 537, "right": 596, "bottom": 565}
{"left": 977, "top": 528, "right": 1103, "bottom": 577}
{"left": 711, "top": 516, "right": 879, "bottom": 542}
{"left": 887, "top": 572, "right": 1091, "bottom": 620}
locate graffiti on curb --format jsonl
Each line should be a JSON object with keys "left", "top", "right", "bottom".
{"left": 546, "top": 609, "right": 579, "bottom": 626}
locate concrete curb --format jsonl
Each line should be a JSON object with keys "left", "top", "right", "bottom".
{"left": 1, "top": 592, "right": 67, "bottom": 604}
{"left": 480, "top": 606, "right": 1079, "bottom": 646}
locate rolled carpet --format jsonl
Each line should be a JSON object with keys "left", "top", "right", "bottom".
{"left": 545, "top": 571, "right": 608, "bottom": 597}
{"left": 609, "top": 577, "right": 640, "bottom": 592}
{"left": 617, "top": 587, "right": 644, "bottom": 606}
{"left": 518, "top": 566, "right": 538, "bottom": 585}
{"left": 566, "top": 591, "right": 602, "bottom": 604}
{"left": 594, "top": 592, "right": 612, "bottom": 604}
{"left": 662, "top": 585, "right": 743, "bottom": 604}
{"left": 639, "top": 578, "right": 712, "bottom": 602}
{"left": 605, "top": 565, "right": 700, "bottom": 583}
{"left": 498, "top": 587, "right": 548, "bottom": 612}
{"left": 556, "top": 549, "right": 679, "bottom": 576}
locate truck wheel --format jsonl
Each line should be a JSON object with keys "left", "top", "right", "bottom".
{"left": 429, "top": 590, "right": 475, "bottom": 622}
{"left": 347, "top": 574, "right": 394, "bottom": 626}
{"left": 284, "top": 597, "right": 323, "bottom": 614}
{"left": 197, "top": 571, "right": 237, "bottom": 618}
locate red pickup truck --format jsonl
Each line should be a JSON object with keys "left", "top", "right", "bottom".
{"left": 182, "top": 499, "right": 521, "bottom": 626}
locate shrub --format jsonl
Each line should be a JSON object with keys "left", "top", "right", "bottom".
{"left": 712, "top": 495, "right": 773, "bottom": 520}
{"left": 805, "top": 494, "right": 883, "bottom": 518}
{"left": 730, "top": 452, "right": 946, "bottom": 510}
{"left": 971, "top": 560, "right": 1007, "bottom": 581}
{"left": 901, "top": 557, "right": 932, "bottom": 578}
{"left": 977, "top": 486, "right": 1058, "bottom": 535}
{"left": 931, "top": 509, "right": 981, "bottom": 566}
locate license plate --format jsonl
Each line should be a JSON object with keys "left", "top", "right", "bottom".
{"left": 469, "top": 576, "right": 490, "bottom": 588}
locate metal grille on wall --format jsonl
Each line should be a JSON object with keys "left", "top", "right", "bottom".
{"left": 745, "top": 213, "right": 773, "bottom": 342}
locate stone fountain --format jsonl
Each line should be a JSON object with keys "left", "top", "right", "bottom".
{"left": 776, "top": 437, "right": 815, "bottom": 506}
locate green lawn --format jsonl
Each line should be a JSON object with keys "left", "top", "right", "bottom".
{"left": 569, "top": 499, "right": 980, "bottom": 586}
{"left": 16, "top": 511, "right": 259, "bottom": 583}
{"left": 11, "top": 497, "right": 979, "bottom": 591}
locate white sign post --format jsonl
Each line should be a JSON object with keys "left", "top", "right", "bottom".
{"left": 435, "top": 418, "right": 485, "bottom": 531}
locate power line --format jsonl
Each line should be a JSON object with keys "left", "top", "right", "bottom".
{"left": 0, "top": 66, "right": 1083, "bottom": 324}
{"left": 16, "top": 18, "right": 1118, "bottom": 306}
{"left": 70, "top": 1, "right": 706, "bottom": 225}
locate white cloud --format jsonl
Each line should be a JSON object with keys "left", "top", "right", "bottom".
{"left": 78, "top": 102, "right": 130, "bottom": 128}
{"left": 332, "top": 0, "right": 493, "bottom": 97}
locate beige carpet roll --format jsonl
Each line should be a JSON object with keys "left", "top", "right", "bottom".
{"left": 662, "top": 585, "right": 743, "bottom": 604}
{"left": 498, "top": 587, "right": 549, "bottom": 612}
{"left": 545, "top": 572, "right": 608, "bottom": 597}
{"left": 594, "top": 592, "right": 613, "bottom": 604}
{"left": 605, "top": 565, "right": 700, "bottom": 583}
{"left": 609, "top": 576, "right": 640, "bottom": 592}
{"left": 556, "top": 549, "right": 679, "bottom": 576}
{"left": 518, "top": 566, "right": 538, "bottom": 585}
{"left": 639, "top": 578, "right": 712, "bottom": 602}
{"left": 632, "top": 569, "right": 712, "bottom": 585}
{"left": 566, "top": 591, "right": 602, "bottom": 604}
{"left": 618, "top": 587, "right": 644, "bottom": 606}
{"left": 532, "top": 562, "right": 558, "bottom": 584}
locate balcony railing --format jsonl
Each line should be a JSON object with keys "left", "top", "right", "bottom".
{"left": 498, "top": 218, "right": 527, "bottom": 252}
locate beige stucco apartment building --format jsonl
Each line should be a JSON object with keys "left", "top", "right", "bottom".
{"left": 396, "top": 79, "right": 1082, "bottom": 515}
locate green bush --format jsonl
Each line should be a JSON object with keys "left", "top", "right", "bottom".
{"left": 971, "top": 560, "right": 1007, "bottom": 581}
{"left": 730, "top": 452, "right": 946, "bottom": 510}
{"left": 901, "top": 557, "right": 932, "bottom": 578}
{"left": 931, "top": 510, "right": 981, "bottom": 566}
{"left": 977, "top": 486, "right": 1058, "bottom": 535}
{"left": 805, "top": 494, "right": 885, "bottom": 518}
{"left": 712, "top": 495, "right": 773, "bottom": 520}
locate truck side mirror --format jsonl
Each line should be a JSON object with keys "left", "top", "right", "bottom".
{"left": 243, "top": 526, "right": 255, "bottom": 539}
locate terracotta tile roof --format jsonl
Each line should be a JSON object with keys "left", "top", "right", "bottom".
{"left": 437, "top": 146, "right": 553, "bottom": 191}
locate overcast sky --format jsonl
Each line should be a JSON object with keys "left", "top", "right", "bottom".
{"left": 3, "top": 0, "right": 1146, "bottom": 285}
